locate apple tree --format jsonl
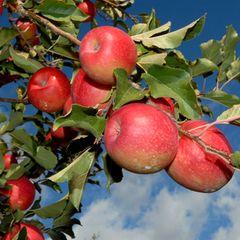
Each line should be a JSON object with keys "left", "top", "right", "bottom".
{"left": 0, "top": 0, "right": 240, "bottom": 239}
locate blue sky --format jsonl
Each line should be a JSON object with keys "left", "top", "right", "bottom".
{"left": 1, "top": 1, "right": 240, "bottom": 240}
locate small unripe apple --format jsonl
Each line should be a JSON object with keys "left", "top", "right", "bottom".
{"left": 77, "top": 0, "right": 96, "bottom": 22}
{"left": 27, "top": 67, "right": 71, "bottom": 113}
{"left": 79, "top": 26, "right": 137, "bottom": 85}
{"left": 3, "top": 222, "right": 44, "bottom": 240}
{"left": 16, "top": 19, "right": 40, "bottom": 46}
{"left": 71, "top": 69, "right": 112, "bottom": 112}
{"left": 166, "top": 120, "right": 234, "bottom": 193}
{"left": 104, "top": 103, "right": 179, "bottom": 174}
{"left": 0, "top": 176, "right": 35, "bottom": 210}
{"left": 3, "top": 154, "right": 17, "bottom": 169}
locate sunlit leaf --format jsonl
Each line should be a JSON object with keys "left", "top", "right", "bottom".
{"left": 143, "top": 65, "right": 201, "bottom": 119}
{"left": 114, "top": 69, "right": 145, "bottom": 110}
{"left": 202, "top": 90, "right": 240, "bottom": 107}
{"left": 217, "top": 104, "right": 240, "bottom": 125}
{"left": 54, "top": 105, "right": 106, "bottom": 138}
{"left": 230, "top": 151, "right": 240, "bottom": 168}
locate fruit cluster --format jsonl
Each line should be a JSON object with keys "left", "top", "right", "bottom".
{"left": 25, "top": 22, "right": 234, "bottom": 195}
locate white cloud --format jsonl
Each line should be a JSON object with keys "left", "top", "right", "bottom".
{"left": 70, "top": 171, "right": 211, "bottom": 240}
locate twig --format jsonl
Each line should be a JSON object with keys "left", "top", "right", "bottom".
{"left": 16, "top": 5, "right": 82, "bottom": 46}
{"left": 0, "top": 97, "right": 28, "bottom": 104}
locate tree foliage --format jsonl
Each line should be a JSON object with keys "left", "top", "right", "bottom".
{"left": 0, "top": 0, "right": 240, "bottom": 239}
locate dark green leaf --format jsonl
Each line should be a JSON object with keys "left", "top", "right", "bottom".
{"left": 114, "top": 69, "right": 145, "bottom": 110}
{"left": 9, "top": 47, "right": 44, "bottom": 74}
{"left": 202, "top": 90, "right": 240, "bottom": 107}
{"left": 35, "top": 146, "right": 57, "bottom": 170}
{"left": 33, "top": 198, "right": 68, "bottom": 219}
{"left": 102, "top": 153, "right": 123, "bottom": 189}
{"left": 0, "top": 152, "right": 4, "bottom": 174}
{"left": 54, "top": 105, "right": 106, "bottom": 138}
{"left": 144, "top": 65, "right": 201, "bottom": 119}
{"left": 0, "top": 28, "right": 19, "bottom": 48}
{"left": 5, "top": 164, "right": 25, "bottom": 180}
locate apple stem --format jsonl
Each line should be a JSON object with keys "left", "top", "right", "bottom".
{"left": 16, "top": 3, "right": 82, "bottom": 47}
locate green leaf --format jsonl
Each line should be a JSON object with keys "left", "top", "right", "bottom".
{"left": 49, "top": 150, "right": 95, "bottom": 183}
{"left": 10, "top": 128, "right": 37, "bottom": 156}
{"left": 135, "top": 16, "right": 205, "bottom": 49}
{"left": 54, "top": 105, "right": 106, "bottom": 138}
{"left": 230, "top": 151, "right": 240, "bottom": 168}
{"left": 34, "top": 198, "right": 68, "bottom": 219}
{"left": 201, "top": 39, "right": 223, "bottom": 65}
{"left": 190, "top": 58, "right": 218, "bottom": 77}
{"left": 49, "top": 150, "right": 95, "bottom": 209}
{"left": 137, "top": 52, "right": 167, "bottom": 71}
{"left": 217, "top": 104, "right": 240, "bottom": 125}
{"left": 52, "top": 46, "right": 79, "bottom": 60}
{"left": 37, "top": 0, "right": 87, "bottom": 22}
{"left": 102, "top": 154, "right": 123, "bottom": 189}
{"left": 0, "top": 28, "right": 19, "bottom": 48}
{"left": 5, "top": 164, "right": 25, "bottom": 180}
{"left": 9, "top": 47, "right": 44, "bottom": 74}
{"left": 113, "top": 69, "right": 145, "bottom": 110}
{"left": 0, "top": 113, "right": 7, "bottom": 124}
{"left": 35, "top": 146, "right": 57, "bottom": 170}
{"left": 218, "top": 25, "right": 240, "bottom": 82}
{"left": 3, "top": 111, "right": 23, "bottom": 132}
{"left": 143, "top": 65, "right": 201, "bottom": 119}
{"left": 202, "top": 90, "right": 240, "bottom": 108}
{"left": 226, "top": 58, "right": 240, "bottom": 81}
{"left": 131, "top": 21, "right": 171, "bottom": 40}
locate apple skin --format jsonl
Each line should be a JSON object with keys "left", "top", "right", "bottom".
{"left": 3, "top": 154, "right": 17, "bottom": 169}
{"left": 0, "top": 176, "right": 35, "bottom": 210}
{"left": 166, "top": 120, "right": 234, "bottom": 193}
{"left": 71, "top": 68, "right": 112, "bottom": 113}
{"left": 27, "top": 67, "right": 71, "bottom": 113}
{"left": 63, "top": 95, "right": 73, "bottom": 114}
{"left": 79, "top": 26, "right": 137, "bottom": 85}
{"left": 104, "top": 103, "right": 179, "bottom": 174}
{"left": 147, "top": 97, "right": 175, "bottom": 116}
{"left": 77, "top": 0, "right": 96, "bottom": 22}
{"left": 0, "top": 0, "right": 3, "bottom": 15}
{"left": 3, "top": 222, "right": 44, "bottom": 240}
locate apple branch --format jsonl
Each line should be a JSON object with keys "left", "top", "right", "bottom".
{"left": 16, "top": 5, "right": 82, "bottom": 47}
{"left": 0, "top": 97, "right": 27, "bottom": 104}
{"left": 178, "top": 127, "right": 238, "bottom": 170}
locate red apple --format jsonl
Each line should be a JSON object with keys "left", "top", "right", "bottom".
{"left": 27, "top": 67, "right": 71, "bottom": 113}
{"left": 166, "top": 120, "right": 234, "bottom": 193}
{"left": 3, "top": 154, "right": 17, "bottom": 169}
{"left": 0, "top": 176, "right": 35, "bottom": 210}
{"left": 71, "top": 68, "right": 112, "bottom": 113}
{"left": 77, "top": 0, "right": 96, "bottom": 22}
{"left": 104, "top": 103, "right": 179, "bottom": 174}
{"left": 147, "top": 97, "right": 175, "bottom": 116}
{"left": 3, "top": 222, "right": 44, "bottom": 240}
{"left": 0, "top": 0, "right": 3, "bottom": 15}
{"left": 63, "top": 95, "right": 73, "bottom": 114}
{"left": 16, "top": 19, "right": 40, "bottom": 46}
{"left": 79, "top": 26, "right": 137, "bottom": 85}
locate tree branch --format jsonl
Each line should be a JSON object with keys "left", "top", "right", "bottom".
{"left": 0, "top": 97, "right": 27, "bottom": 104}
{"left": 16, "top": 5, "right": 82, "bottom": 46}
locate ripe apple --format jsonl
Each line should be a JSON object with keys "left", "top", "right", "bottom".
{"left": 77, "top": 0, "right": 96, "bottom": 22}
{"left": 166, "top": 120, "right": 234, "bottom": 193}
{"left": 27, "top": 67, "right": 71, "bottom": 113}
{"left": 3, "top": 154, "right": 17, "bottom": 169}
{"left": 71, "top": 68, "right": 112, "bottom": 113}
{"left": 104, "top": 103, "right": 179, "bottom": 174}
{"left": 0, "top": 176, "right": 35, "bottom": 210}
{"left": 3, "top": 222, "right": 44, "bottom": 240}
{"left": 16, "top": 19, "right": 40, "bottom": 46}
{"left": 63, "top": 95, "right": 73, "bottom": 114}
{"left": 0, "top": 0, "right": 3, "bottom": 15}
{"left": 147, "top": 97, "right": 175, "bottom": 116}
{"left": 79, "top": 26, "right": 137, "bottom": 85}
